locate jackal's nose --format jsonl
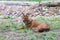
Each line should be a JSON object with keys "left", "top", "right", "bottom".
{"left": 23, "top": 20, "right": 25, "bottom": 22}
{"left": 23, "top": 19, "right": 26, "bottom": 22}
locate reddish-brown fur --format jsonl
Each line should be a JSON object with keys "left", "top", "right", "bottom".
{"left": 21, "top": 13, "right": 50, "bottom": 32}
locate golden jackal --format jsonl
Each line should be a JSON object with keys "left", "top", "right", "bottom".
{"left": 21, "top": 13, "right": 50, "bottom": 32}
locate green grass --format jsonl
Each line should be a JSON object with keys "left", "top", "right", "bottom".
{"left": 0, "top": 19, "right": 17, "bottom": 31}
{"left": 0, "top": 33, "right": 6, "bottom": 40}
{"left": 0, "top": 16, "right": 60, "bottom": 40}
{"left": 0, "top": 16, "right": 60, "bottom": 31}
{"left": 26, "top": 0, "right": 41, "bottom": 2}
{"left": 0, "top": 0, "right": 44, "bottom": 1}
{"left": 34, "top": 16, "right": 60, "bottom": 29}
{"left": 4, "top": 15, "right": 12, "bottom": 19}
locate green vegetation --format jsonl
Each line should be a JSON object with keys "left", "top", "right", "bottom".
{"left": 0, "top": 16, "right": 60, "bottom": 40}
{"left": 23, "top": 0, "right": 41, "bottom": 1}
{"left": 0, "top": 0, "right": 45, "bottom": 2}
{"left": 0, "top": 19, "right": 17, "bottom": 31}
{"left": 0, "top": 13, "right": 2, "bottom": 16}
{"left": 4, "top": 15, "right": 12, "bottom": 19}
{"left": 34, "top": 16, "right": 60, "bottom": 29}
{"left": 0, "top": 33, "right": 6, "bottom": 40}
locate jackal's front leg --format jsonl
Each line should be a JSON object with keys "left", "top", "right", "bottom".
{"left": 32, "top": 27, "right": 39, "bottom": 32}
{"left": 17, "top": 26, "right": 26, "bottom": 30}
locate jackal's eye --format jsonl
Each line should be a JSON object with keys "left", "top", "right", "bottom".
{"left": 23, "top": 19, "right": 25, "bottom": 22}
{"left": 23, "top": 19, "right": 27, "bottom": 22}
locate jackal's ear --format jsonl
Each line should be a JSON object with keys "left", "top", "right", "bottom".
{"left": 22, "top": 13, "right": 25, "bottom": 16}
{"left": 26, "top": 13, "right": 29, "bottom": 17}
{"left": 21, "top": 13, "right": 25, "bottom": 19}
{"left": 26, "top": 14, "right": 28, "bottom": 17}
{"left": 22, "top": 13, "right": 26, "bottom": 18}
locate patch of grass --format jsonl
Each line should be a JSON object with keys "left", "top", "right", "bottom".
{"left": 4, "top": 15, "right": 12, "bottom": 19}
{"left": 0, "top": 16, "right": 60, "bottom": 40}
{"left": 9, "top": 21, "right": 17, "bottom": 31}
{"left": 1, "top": 16, "right": 60, "bottom": 31}
{"left": 26, "top": 0, "right": 45, "bottom": 2}
{"left": 0, "top": 19, "right": 17, "bottom": 32}
{"left": 19, "top": 38, "right": 23, "bottom": 40}
{"left": 16, "top": 22, "right": 25, "bottom": 30}
{"left": 26, "top": 0, "right": 41, "bottom": 2}
{"left": 34, "top": 16, "right": 60, "bottom": 29}
{"left": 0, "top": 33, "right": 6, "bottom": 40}
{"left": 43, "top": 36, "right": 55, "bottom": 40}
{"left": 23, "top": 28, "right": 31, "bottom": 33}
{"left": 0, "top": 16, "right": 60, "bottom": 32}
{"left": 0, "top": 19, "right": 8, "bottom": 30}
{"left": 0, "top": 13, "right": 2, "bottom": 16}
{"left": 30, "top": 36, "right": 34, "bottom": 40}
{"left": 39, "top": 31, "right": 60, "bottom": 40}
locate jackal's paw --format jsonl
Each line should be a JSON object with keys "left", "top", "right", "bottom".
{"left": 17, "top": 26, "right": 25, "bottom": 30}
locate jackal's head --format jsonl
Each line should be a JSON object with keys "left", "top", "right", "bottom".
{"left": 22, "top": 13, "right": 29, "bottom": 23}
